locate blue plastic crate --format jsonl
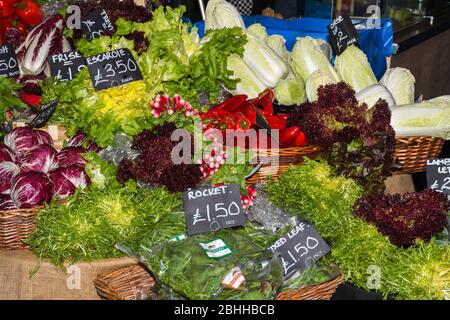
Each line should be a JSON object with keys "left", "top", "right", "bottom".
{"left": 193, "top": 16, "right": 393, "bottom": 79}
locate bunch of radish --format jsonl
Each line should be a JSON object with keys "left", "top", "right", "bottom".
{"left": 149, "top": 94, "right": 199, "bottom": 118}
{"left": 199, "top": 129, "right": 226, "bottom": 179}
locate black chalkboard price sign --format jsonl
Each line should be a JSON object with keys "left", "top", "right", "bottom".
{"left": 427, "top": 158, "right": 450, "bottom": 199}
{"left": 0, "top": 43, "right": 20, "bottom": 78}
{"left": 269, "top": 221, "right": 330, "bottom": 279}
{"left": 48, "top": 51, "right": 87, "bottom": 82}
{"left": 81, "top": 8, "right": 115, "bottom": 41}
{"left": 86, "top": 48, "right": 143, "bottom": 91}
{"left": 30, "top": 99, "right": 59, "bottom": 129}
{"left": 183, "top": 184, "right": 245, "bottom": 236}
{"left": 327, "top": 14, "right": 359, "bottom": 55}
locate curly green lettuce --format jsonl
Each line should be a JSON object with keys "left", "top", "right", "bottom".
{"left": 265, "top": 159, "right": 450, "bottom": 300}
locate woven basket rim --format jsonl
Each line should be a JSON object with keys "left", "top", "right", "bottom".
{"left": 0, "top": 206, "right": 41, "bottom": 217}
{"left": 95, "top": 264, "right": 344, "bottom": 301}
{"left": 279, "top": 269, "right": 343, "bottom": 294}
{"left": 395, "top": 135, "right": 444, "bottom": 140}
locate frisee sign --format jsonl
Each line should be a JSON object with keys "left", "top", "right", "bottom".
{"left": 183, "top": 184, "right": 245, "bottom": 236}
{"left": 0, "top": 44, "right": 20, "bottom": 78}
{"left": 327, "top": 14, "right": 359, "bottom": 55}
{"left": 270, "top": 220, "right": 330, "bottom": 279}
{"left": 427, "top": 158, "right": 450, "bottom": 200}
{"left": 48, "top": 51, "right": 86, "bottom": 82}
{"left": 86, "top": 48, "right": 143, "bottom": 91}
{"left": 81, "top": 8, "right": 115, "bottom": 41}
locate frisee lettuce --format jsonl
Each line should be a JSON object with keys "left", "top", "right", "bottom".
{"left": 25, "top": 186, "right": 182, "bottom": 270}
{"left": 265, "top": 159, "right": 450, "bottom": 300}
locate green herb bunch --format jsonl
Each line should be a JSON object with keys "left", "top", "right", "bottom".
{"left": 0, "top": 77, "right": 28, "bottom": 126}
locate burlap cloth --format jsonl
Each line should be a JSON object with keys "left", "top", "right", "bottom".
{"left": 0, "top": 249, "right": 134, "bottom": 300}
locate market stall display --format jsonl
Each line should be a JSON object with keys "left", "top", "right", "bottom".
{"left": 0, "top": 0, "right": 448, "bottom": 301}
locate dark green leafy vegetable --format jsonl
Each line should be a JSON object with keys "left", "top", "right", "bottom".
{"left": 121, "top": 228, "right": 284, "bottom": 300}
{"left": 0, "top": 78, "right": 28, "bottom": 134}
{"left": 209, "top": 147, "right": 254, "bottom": 194}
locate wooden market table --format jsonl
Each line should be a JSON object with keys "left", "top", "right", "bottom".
{"left": 0, "top": 249, "right": 134, "bottom": 300}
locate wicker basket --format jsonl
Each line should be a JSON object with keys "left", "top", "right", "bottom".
{"left": 95, "top": 264, "right": 159, "bottom": 300}
{"left": 0, "top": 207, "right": 39, "bottom": 250}
{"left": 395, "top": 136, "right": 445, "bottom": 174}
{"left": 13, "top": 123, "right": 68, "bottom": 151}
{"left": 94, "top": 264, "right": 344, "bottom": 301}
{"left": 245, "top": 136, "right": 445, "bottom": 184}
{"left": 246, "top": 145, "right": 322, "bottom": 184}
{"left": 276, "top": 273, "right": 344, "bottom": 300}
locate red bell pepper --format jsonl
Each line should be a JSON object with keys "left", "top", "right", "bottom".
{"left": 293, "top": 129, "right": 309, "bottom": 147}
{"left": 19, "top": 91, "right": 41, "bottom": 107}
{"left": 212, "top": 95, "right": 247, "bottom": 113}
{"left": 204, "top": 108, "right": 229, "bottom": 118}
{"left": 258, "top": 89, "right": 275, "bottom": 115}
{"left": 231, "top": 113, "right": 251, "bottom": 131}
{"left": 240, "top": 102, "right": 257, "bottom": 126}
{"left": 255, "top": 130, "right": 272, "bottom": 150}
{"left": 228, "top": 129, "right": 251, "bottom": 149}
{"left": 266, "top": 115, "right": 287, "bottom": 130}
{"left": 280, "top": 127, "right": 301, "bottom": 148}
{"left": 0, "top": 0, "right": 16, "bottom": 18}
{"left": 220, "top": 117, "right": 235, "bottom": 130}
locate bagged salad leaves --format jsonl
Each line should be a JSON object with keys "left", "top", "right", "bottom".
{"left": 280, "top": 263, "right": 341, "bottom": 292}
{"left": 118, "top": 226, "right": 284, "bottom": 300}
{"left": 118, "top": 194, "right": 341, "bottom": 300}
{"left": 246, "top": 187, "right": 340, "bottom": 291}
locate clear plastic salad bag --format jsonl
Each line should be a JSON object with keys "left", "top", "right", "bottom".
{"left": 117, "top": 221, "right": 285, "bottom": 300}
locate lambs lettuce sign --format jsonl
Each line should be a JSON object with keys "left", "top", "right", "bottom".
{"left": 427, "top": 158, "right": 450, "bottom": 199}
{"left": 183, "top": 184, "right": 245, "bottom": 236}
